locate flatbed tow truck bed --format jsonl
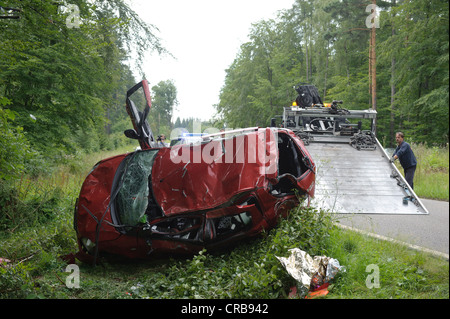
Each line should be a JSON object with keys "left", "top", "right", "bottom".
{"left": 306, "top": 135, "right": 428, "bottom": 215}
{"left": 279, "top": 103, "right": 428, "bottom": 215}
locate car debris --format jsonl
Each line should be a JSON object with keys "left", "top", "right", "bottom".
{"left": 276, "top": 248, "right": 345, "bottom": 298}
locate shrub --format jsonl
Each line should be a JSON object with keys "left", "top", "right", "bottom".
{"left": 129, "top": 202, "right": 335, "bottom": 299}
{"left": 0, "top": 98, "right": 33, "bottom": 181}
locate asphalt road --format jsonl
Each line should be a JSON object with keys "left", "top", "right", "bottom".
{"left": 335, "top": 198, "right": 449, "bottom": 258}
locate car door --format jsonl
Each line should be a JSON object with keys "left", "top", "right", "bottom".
{"left": 125, "top": 80, "right": 157, "bottom": 149}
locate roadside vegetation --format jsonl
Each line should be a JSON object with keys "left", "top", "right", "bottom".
{"left": 1, "top": 147, "right": 448, "bottom": 299}
{"left": 410, "top": 144, "right": 449, "bottom": 201}
{"left": 0, "top": 0, "right": 448, "bottom": 300}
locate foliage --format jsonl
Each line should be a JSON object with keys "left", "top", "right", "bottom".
{"left": 0, "top": 0, "right": 176, "bottom": 223}
{"left": 0, "top": 0, "right": 448, "bottom": 301}
{"left": 149, "top": 80, "right": 179, "bottom": 137}
{"left": 2, "top": 193, "right": 448, "bottom": 299}
{"left": 0, "top": 145, "right": 448, "bottom": 299}
{"left": 171, "top": 117, "right": 215, "bottom": 139}
{"left": 0, "top": 0, "right": 167, "bottom": 167}
{"left": 396, "top": 143, "right": 449, "bottom": 200}
{"left": 135, "top": 204, "right": 334, "bottom": 299}
{"left": 326, "top": 226, "right": 449, "bottom": 298}
{"left": 0, "top": 97, "right": 34, "bottom": 180}
{"left": 0, "top": 179, "right": 67, "bottom": 231}
{"left": 216, "top": 0, "right": 449, "bottom": 147}
{"left": 0, "top": 262, "right": 38, "bottom": 299}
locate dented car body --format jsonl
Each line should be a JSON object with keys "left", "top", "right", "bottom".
{"left": 73, "top": 80, "right": 316, "bottom": 263}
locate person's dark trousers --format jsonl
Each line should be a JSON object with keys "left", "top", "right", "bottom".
{"left": 404, "top": 165, "right": 416, "bottom": 190}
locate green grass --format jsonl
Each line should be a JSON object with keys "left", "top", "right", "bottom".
{"left": 399, "top": 143, "right": 449, "bottom": 201}
{"left": 1, "top": 200, "right": 448, "bottom": 299}
{"left": 325, "top": 226, "right": 449, "bottom": 298}
{"left": 1, "top": 145, "right": 448, "bottom": 299}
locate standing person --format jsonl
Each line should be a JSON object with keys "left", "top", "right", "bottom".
{"left": 391, "top": 132, "right": 417, "bottom": 189}
{"left": 157, "top": 134, "right": 168, "bottom": 147}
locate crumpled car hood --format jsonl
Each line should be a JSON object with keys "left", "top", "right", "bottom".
{"left": 151, "top": 128, "right": 278, "bottom": 216}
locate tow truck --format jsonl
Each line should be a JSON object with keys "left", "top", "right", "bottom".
{"left": 272, "top": 84, "right": 428, "bottom": 215}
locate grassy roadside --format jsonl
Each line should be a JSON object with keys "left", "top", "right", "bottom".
{"left": 0, "top": 203, "right": 448, "bottom": 299}
{"left": 1, "top": 145, "right": 448, "bottom": 299}
{"left": 405, "top": 143, "right": 449, "bottom": 201}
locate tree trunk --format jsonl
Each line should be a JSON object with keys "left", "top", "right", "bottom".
{"left": 390, "top": 0, "right": 397, "bottom": 147}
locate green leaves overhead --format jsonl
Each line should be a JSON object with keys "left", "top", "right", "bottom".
{"left": 0, "top": 0, "right": 167, "bottom": 160}
{"left": 217, "top": 0, "right": 448, "bottom": 146}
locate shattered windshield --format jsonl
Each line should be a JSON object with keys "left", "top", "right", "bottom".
{"left": 114, "top": 150, "right": 159, "bottom": 227}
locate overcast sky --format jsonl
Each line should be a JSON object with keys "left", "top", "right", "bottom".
{"left": 128, "top": 0, "right": 295, "bottom": 122}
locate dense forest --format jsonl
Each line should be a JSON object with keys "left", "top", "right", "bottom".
{"left": 0, "top": 0, "right": 175, "bottom": 180}
{"left": 1, "top": 0, "right": 448, "bottom": 182}
{"left": 216, "top": 0, "right": 449, "bottom": 148}
{"left": 0, "top": 1, "right": 448, "bottom": 301}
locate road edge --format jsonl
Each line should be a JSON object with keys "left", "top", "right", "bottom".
{"left": 335, "top": 223, "right": 449, "bottom": 261}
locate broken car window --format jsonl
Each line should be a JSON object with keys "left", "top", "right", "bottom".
{"left": 114, "top": 150, "right": 159, "bottom": 227}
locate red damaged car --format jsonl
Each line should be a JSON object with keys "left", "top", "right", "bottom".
{"left": 73, "top": 80, "right": 315, "bottom": 264}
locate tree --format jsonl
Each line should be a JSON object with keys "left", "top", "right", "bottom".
{"left": 390, "top": 0, "right": 449, "bottom": 144}
{"left": 0, "top": 97, "right": 32, "bottom": 180}
{"left": 215, "top": 0, "right": 449, "bottom": 146}
{"left": 150, "top": 80, "right": 178, "bottom": 135}
{"left": 0, "top": 0, "right": 168, "bottom": 158}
